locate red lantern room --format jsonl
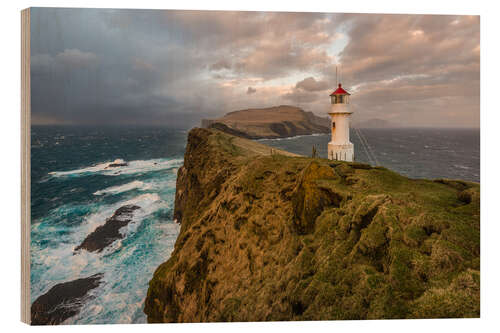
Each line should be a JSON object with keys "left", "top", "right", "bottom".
{"left": 329, "top": 83, "right": 351, "bottom": 105}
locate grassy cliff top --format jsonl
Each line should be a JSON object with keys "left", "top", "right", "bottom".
{"left": 145, "top": 128, "right": 480, "bottom": 322}
{"left": 206, "top": 128, "right": 300, "bottom": 158}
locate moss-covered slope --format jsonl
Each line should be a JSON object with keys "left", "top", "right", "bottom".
{"left": 144, "top": 128, "right": 480, "bottom": 322}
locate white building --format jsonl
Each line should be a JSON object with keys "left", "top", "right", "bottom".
{"left": 328, "top": 83, "right": 354, "bottom": 162}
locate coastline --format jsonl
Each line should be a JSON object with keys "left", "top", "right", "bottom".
{"left": 144, "top": 128, "right": 480, "bottom": 322}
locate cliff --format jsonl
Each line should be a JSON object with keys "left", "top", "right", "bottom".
{"left": 144, "top": 128, "right": 480, "bottom": 322}
{"left": 201, "top": 105, "right": 329, "bottom": 139}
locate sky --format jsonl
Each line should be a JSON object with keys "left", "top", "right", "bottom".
{"left": 30, "top": 8, "right": 480, "bottom": 128}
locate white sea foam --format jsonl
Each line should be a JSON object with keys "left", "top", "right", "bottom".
{"left": 30, "top": 192, "right": 169, "bottom": 301}
{"left": 454, "top": 164, "right": 471, "bottom": 170}
{"left": 93, "top": 180, "right": 151, "bottom": 196}
{"left": 63, "top": 213, "right": 179, "bottom": 324}
{"left": 49, "top": 159, "right": 126, "bottom": 177}
{"left": 49, "top": 158, "right": 183, "bottom": 178}
{"left": 119, "top": 193, "right": 164, "bottom": 238}
{"left": 31, "top": 193, "right": 180, "bottom": 324}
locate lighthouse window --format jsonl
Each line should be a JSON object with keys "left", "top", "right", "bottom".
{"left": 337, "top": 95, "right": 344, "bottom": 103}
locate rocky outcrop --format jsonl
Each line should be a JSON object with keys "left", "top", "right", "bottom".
{"left": 32, "top": 204, "right": 141, "bottom": 325}
{"left": 144, "top": 128, "right": 480, "bottom": 322}
{"left": 107, "top": 162, "right": 128, "bottom": 168}
{"left": 105, "top": 159, "right": 129, "bottom": 168}
{"left": 201, "top": 105, "right": 329, "bottom": 139}
{"left": 75, "top": 205, "right": 140, "bottom": 253}
{"left": 31, "top": 273, "right": 103, "bottom": 325}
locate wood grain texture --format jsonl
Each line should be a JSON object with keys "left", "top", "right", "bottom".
{"left": 21, "top": 7, "right": 31, "bottom": 325}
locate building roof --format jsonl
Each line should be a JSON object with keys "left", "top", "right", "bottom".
{"left": 329, "top": 83, "right": 351, "bottom": 96}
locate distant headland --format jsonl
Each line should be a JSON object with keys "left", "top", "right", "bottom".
{"left": 201, "top": 105, "right": 330, "bottom": 139}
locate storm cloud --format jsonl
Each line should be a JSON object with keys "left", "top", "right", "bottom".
{"left": 30, "top": 8, "right": 479, "bottom": 128}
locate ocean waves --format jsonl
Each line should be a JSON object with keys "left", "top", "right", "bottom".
{"left": 48, "top": 158, "right": 183, "bottom": 178}
{"left": 93, "top": 180, "right": 151, "bottom": 196}
{"left": 31, "top": 156, "right": 182, "bottom": 324}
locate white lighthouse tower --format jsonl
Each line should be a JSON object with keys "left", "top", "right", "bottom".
{"left": 328, "top": 83, "right": 354, "bottom": 161}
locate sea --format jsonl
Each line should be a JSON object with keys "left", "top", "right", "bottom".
{"left": 30, "top": 126, "right": 479, "bottom": 324}
{"left": 30, "top": 126, "right": 185, "bottom": 324}
{"left": 259, "top": 128, "right": 480, "bottom": 183}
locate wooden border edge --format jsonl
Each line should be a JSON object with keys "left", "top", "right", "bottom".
{"left": 21, "top": 7, "right": 31, "bottom": 325}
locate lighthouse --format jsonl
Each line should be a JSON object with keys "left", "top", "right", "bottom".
{"left": 328, "top": 83, "right": 354, "bottom": 162}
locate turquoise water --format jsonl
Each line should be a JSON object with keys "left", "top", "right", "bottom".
{"left": 30, "top": 126, "right": 186, "bottom": 324}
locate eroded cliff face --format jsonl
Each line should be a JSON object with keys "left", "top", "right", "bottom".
{"left": 144, "top": 128, "right": 480, "bottom": 322}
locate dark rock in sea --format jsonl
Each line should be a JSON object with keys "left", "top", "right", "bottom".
{"left": 107, "top": 162, "right": 128, "bottom": 168}
{"left": 31, "top": 273, "right": 103, "bottom": 325}
{"left": 74, "top": 205, "right": 141, "bottom": 253}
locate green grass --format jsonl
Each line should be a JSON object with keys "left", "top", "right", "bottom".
{"left": 145, "top": 128, "right": 480, "bottom": 322}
